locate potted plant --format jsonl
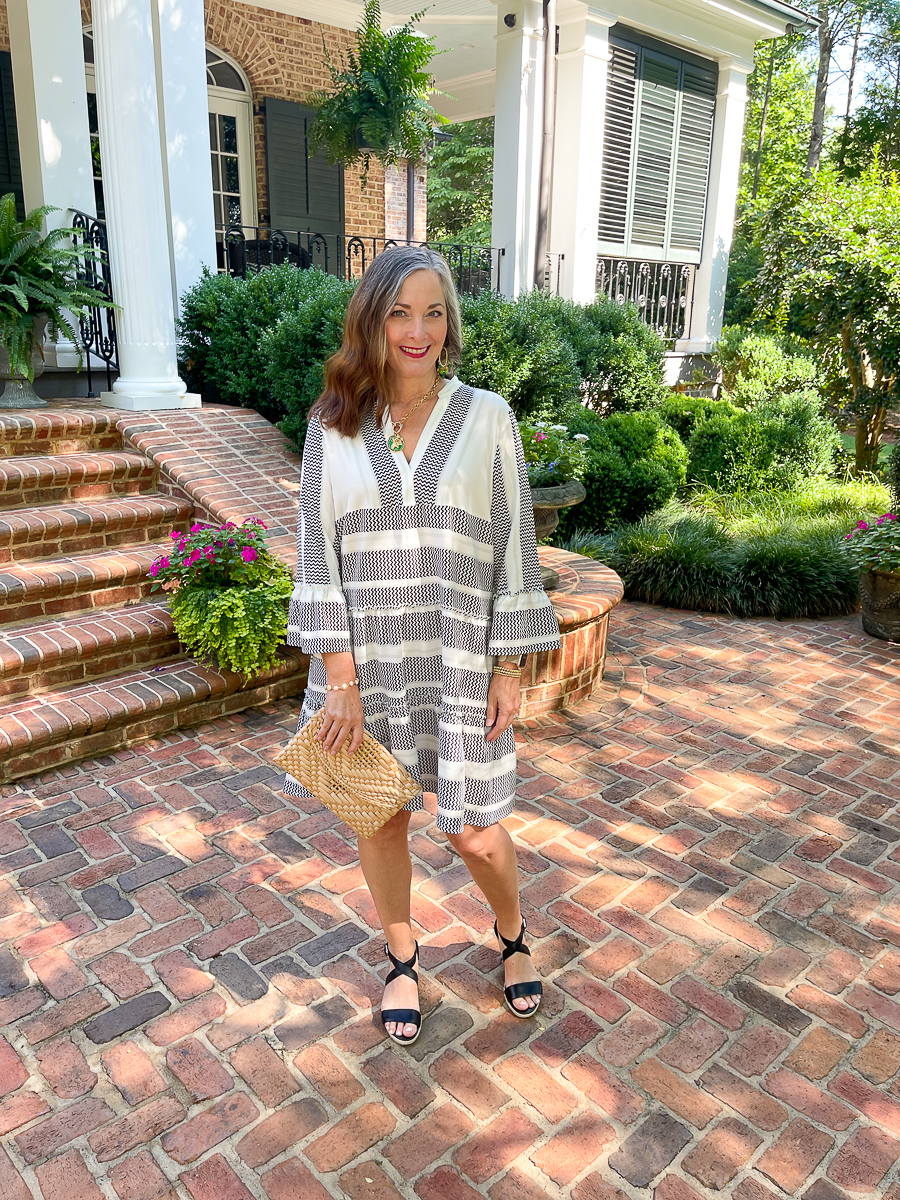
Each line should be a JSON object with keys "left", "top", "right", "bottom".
{"left": 307, "top": 0, "right": 444, "bottom": 184}
{"left": 0, "top": 194, "right": 115, "bottom": 407}
{"left": 520, "top": 419, "right": 588, "bottom": 589}
{"left": 149, "top": 518, "right": 293, "bottom": 677}
{"left": 845, "top": 513, "right": 900, "bottom": 641}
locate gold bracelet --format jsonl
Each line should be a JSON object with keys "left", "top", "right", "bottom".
{"left": 324, "top": 678, "right": 359, "bottom": 692}
{"left": 492, "top": 664, "right": 522, "bottom": 678}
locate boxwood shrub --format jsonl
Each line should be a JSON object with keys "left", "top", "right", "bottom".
{"left": 556, "top": 407, "right": 687, "bottom": 536}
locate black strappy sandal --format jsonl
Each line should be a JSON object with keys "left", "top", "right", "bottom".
{"left": 495, "top": 918, "right": 542, "bottom": 1019}
{"left": 381, "top": 941, "right": 422, "bottom": 1046}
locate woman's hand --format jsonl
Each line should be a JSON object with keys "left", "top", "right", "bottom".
{"left": 485, "top": 673, "right": 520, "bottom": 742}
{"left": 318, "top": 652, "right": 364, "bottom": 755}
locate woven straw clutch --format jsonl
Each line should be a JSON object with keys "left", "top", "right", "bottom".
{"left": 275, "top": 709, "right": 422, "bottom": 838}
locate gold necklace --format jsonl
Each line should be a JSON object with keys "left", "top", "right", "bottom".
{"left": 387, "top": 375, "right": 441, "bottom": 452}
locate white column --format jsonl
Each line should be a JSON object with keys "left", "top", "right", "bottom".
{"left": 7, "top": 0, "right": 96, "bottom": 369}
{"left": 92, "top": 0, "right": 198, "bottom": 409}
{"left": 490, "top": 0, "right": 545, "bottom": 297}
{"left": 549, "top": 8, "right": 614, "bottom": 303}
{"left": 677, "top": 59, "right": 750, "bottom": 353}
{"left": 155, "top": 0, "right": 217, "bottom": 306}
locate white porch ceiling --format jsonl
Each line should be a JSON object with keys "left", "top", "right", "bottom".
{"left": 236, "top": 0, "right": 810, "bottom": 122}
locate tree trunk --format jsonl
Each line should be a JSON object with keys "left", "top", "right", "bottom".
{"left": 807, "top": 6, "right": 832, "bottom": 174}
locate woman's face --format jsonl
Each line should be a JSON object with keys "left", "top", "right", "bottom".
{"left": 384, "top": 269, "right": 448, "bottom": 387}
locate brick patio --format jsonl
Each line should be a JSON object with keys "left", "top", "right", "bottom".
{"left": 0, "top": 600, "right": 898, "bottom": 1198}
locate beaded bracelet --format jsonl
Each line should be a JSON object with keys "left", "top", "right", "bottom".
{"left": 492, "top": 664, "right": 522, "bottom": 678}
{"left": 324, "top": 678, "right": 359, "bottom": 692}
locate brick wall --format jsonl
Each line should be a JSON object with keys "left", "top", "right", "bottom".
{"left": 15, "top": 0, "right": 386, "bottom": 240}
{"left": 384, "top": 161, "right": 428, "bottom": 242}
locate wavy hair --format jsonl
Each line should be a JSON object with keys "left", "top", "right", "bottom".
{"left": 311, "top": 245, "right": 463, "bottom": 437}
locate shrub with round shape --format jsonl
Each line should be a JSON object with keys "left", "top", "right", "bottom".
{"left": 556, "top": 408, "right": 688, "bottom": 536}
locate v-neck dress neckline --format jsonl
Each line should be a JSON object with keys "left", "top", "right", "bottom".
{"left": 381, "top": 375, "right": 463, "bottom": 479}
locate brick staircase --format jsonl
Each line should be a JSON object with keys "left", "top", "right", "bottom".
{"left": 0, "top": 410, "right": 308, "bottom": 784}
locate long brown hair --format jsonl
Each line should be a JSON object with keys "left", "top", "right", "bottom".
{"left": 311, "top": 246, "right": 463, "bottom": 437}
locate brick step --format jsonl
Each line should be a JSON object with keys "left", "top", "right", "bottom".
{"left": 0, "top": 601, "right": 181, "bottom": 698}
{"left": 0, "top": 494, "right": 193, "bottom": 563}
{"left": 0, "top": 649, "right": 308, "bottom": 782}
{"left": 0, "top": 544, "right": 164, "bottom": 624}
{"left": 0, "top": 410, "right": 121, "bottom": 457}
{"left": 0, "top": 452, "right": 157, "bottom": 509}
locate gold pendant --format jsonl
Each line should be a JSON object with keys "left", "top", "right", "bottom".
{"left": 387, "top": 432, "right": 404, "bottom": 452}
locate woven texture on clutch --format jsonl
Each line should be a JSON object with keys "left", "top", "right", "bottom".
{"left": 275, "top": 709, "right": 422, "bottom": 838}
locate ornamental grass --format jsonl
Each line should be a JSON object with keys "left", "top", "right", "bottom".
{"left": 558, "top": 479, "right": 890, "bottom": 620}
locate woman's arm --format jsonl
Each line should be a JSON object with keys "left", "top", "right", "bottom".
{"left": 318, "top": 651, "right": 364, "bottom": 755}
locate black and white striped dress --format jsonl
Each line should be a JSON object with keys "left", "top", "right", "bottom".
{"left": 282, "top": 377, "right": 561, "bottom": 834}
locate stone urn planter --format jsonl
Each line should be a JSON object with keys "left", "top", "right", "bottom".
{"left": 0, "top": 314, "right": 49, "bottom": 408}
{"left": 860, "top": 569, "right": 900, "bottom": 641}
{"left": 531, "top": 479, "right": 586, "bottom": 591}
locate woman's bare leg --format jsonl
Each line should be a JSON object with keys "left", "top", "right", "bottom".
{"left": 445, "top": 822, "right": 540, "bottom": 1012}
{"left": 357, "top": 809, "right": 418, "bottom": 1038}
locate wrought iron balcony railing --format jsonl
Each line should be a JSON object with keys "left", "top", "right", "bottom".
{"left": 70, "top": 210, "right": 119, "bottom": 396}
{"left": 217, "top": 225, "right": 508, "bottom": 297}
{"left": 596, "top": 257, "right": 694, "bottom": 344}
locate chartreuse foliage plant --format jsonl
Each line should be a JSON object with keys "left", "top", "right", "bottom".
{"left": 149, "top": 519, "right": 292, "bottom": 678}
{"left": 0, "top": 194, "right": 115, "bottom": 380}
{"left": 559, "top": 478, "right": 889, "bottom": 619}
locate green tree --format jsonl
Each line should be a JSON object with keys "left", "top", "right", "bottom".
{"left": 752, "top": 161, "right": 900, "bottom": 471}
{"left": 837, "top": 0, "right": 900, "bottom": 173}
{"left": 426, "top": 118, "right": 494, "bottom": 243}
{"left": 725, "top": 38, "right": 814, "bottom": 324}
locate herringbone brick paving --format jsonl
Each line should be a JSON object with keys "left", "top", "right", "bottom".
{"left": 0, "top": 601, "right": 898, "bottom": 1198}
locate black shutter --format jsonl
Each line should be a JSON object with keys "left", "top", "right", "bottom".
{"left": 597, "top": 43, "right": 637, "bottom": 245}
{"left": 0, "top": 53, "right": 24, "bottom": 219}
{"left": 264, "top": 97, "right": 343, "bottom": 235}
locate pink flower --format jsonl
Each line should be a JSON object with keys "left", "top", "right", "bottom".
{"left": 159, "top": 556, "right": 170, "bottom": 570}
{"left": 187, "top": 549, "right": 202, "bottom": 564}
{"left": 241, "top": 546, "right": 258, "bottom": 563}
{"left": 149, "top": 561, "right": 160, "bottom": 577}
{"left": 170, "top": 530, "right": 182, "bottom": 540}
{"left": 857, "top": 521, "right": 869, "bottom": 531}
{"left": 204, "top": 548, "right": 216, "bottom": 561}
{"left": 535, "top": 432, "right": 548, "bottom": 443}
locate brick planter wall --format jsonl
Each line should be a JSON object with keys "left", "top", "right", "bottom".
{"left": 522, "top": 547, "right": 624, "bottom": 718}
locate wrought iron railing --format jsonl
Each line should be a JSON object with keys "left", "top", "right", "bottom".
{"left": 70, "top": 210, "right": 118, "bottom": 395}
{"left": 217, "top": 225, "right": 506, "bottom": 296}
{"left": 596, "top": 257, "right": 694, "bottom": 344}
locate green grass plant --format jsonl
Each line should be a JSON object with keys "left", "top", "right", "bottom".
{"left": 557, "top": 478, "right": 890, "bottom": 619}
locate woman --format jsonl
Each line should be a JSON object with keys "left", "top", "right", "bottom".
{"left": 283, "top": 246, "right": 561, "bottom": 1046}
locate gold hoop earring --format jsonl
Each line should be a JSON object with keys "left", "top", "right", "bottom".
{"left": 439, "top": 346, "right": 450, "bottom": 375}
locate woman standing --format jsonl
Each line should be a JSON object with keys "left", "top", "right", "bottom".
{"left": 283, "top": 246, "right": 561, "bottom": 1045}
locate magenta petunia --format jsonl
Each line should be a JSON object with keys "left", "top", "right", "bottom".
{"left": 241, "top": 546, "right": 258, "bottom": 562}
{"left": 149, "top": 561, "right": 160, "bottom": 577}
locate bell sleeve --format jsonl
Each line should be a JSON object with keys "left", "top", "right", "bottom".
{"left": 286, "top": 417, "right": 353, "bottom": 655}
{"left": 488, "top": 407, "right": 562, "bottom": 657}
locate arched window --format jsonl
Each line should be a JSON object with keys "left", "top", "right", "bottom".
{"left": 82, "top": 33, "right": 257, "bottom": 228}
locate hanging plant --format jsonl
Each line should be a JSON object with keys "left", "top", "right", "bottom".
{"left": 307, "top": 0, "right": 445, "bottom": 184}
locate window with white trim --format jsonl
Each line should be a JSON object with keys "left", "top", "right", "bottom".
{"left": 598, "top": 29, "right": 717, "bottom": 263}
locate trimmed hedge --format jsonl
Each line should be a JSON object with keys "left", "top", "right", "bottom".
{"left": 556, "top": 407, "right": 687, "bottom": 536}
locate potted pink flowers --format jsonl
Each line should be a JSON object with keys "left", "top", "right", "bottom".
{"left": 519, "top": 419, "right": 588, "bottom": 541}
{"left": 845, "top": 513, "right": 900, "bottom": 641}
{"left": 149, "top": 518, "right": 292, "bottom": 676}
